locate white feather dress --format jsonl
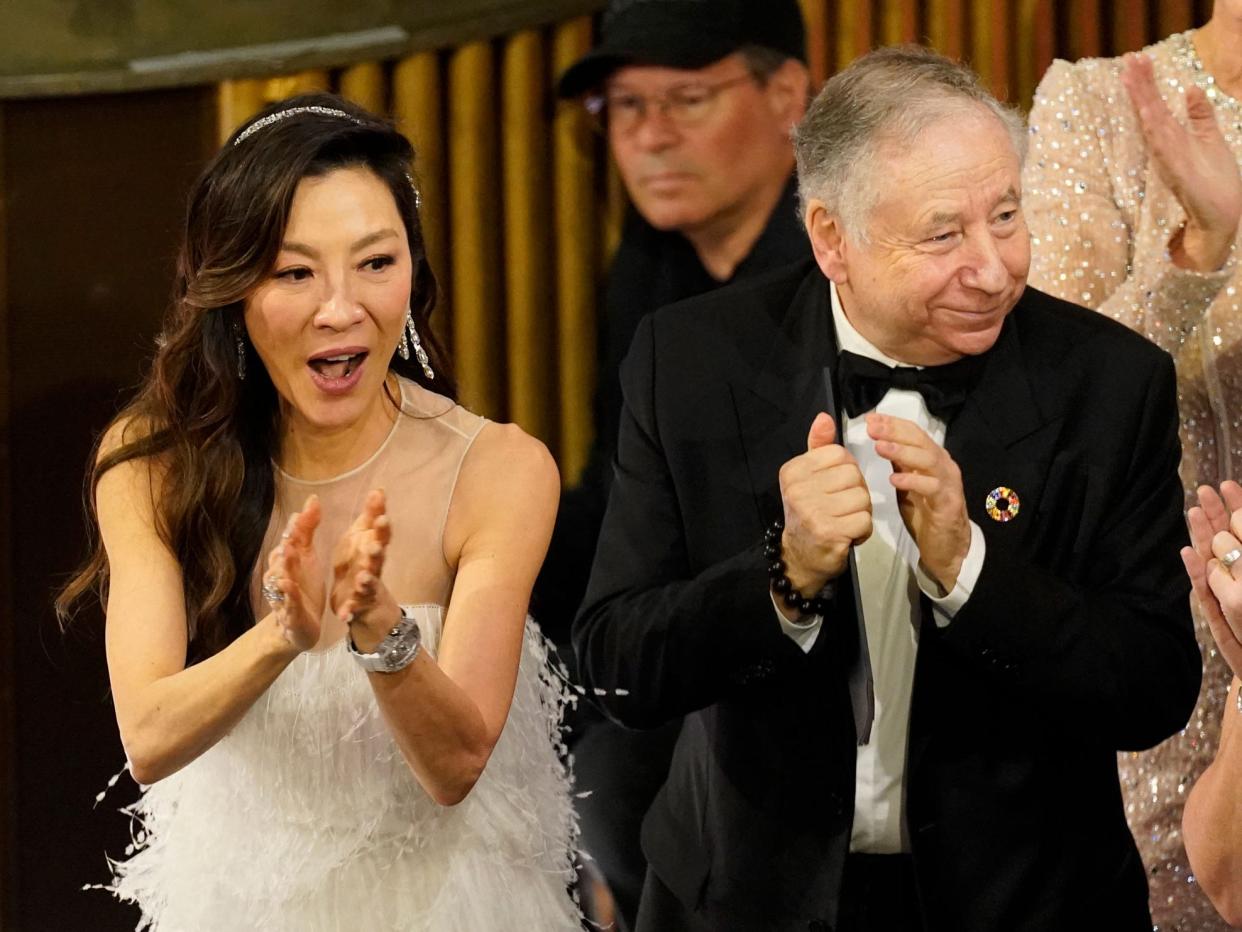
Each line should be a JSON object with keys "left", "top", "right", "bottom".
{"left": 98, "top": 380, "right": 582, "bottom": 931}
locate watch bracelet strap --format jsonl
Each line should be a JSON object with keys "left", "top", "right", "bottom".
{"left": 348, "top": 605, "right": 422, "bottom": 673}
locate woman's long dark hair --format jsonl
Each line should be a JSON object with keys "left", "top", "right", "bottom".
{"left": 56, "top": 93, "right": 455, "bottom": 660}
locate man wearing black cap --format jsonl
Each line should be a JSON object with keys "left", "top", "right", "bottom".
{"left": 538, "top": 0, "right": 811, "bottom": 926}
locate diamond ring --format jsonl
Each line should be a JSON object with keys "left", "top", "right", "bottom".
{"left": 1221, "top": 548, "right": 1242, "bottom": 570}
{"left": 261, "top": 576, "right": 285, "bottom": 604}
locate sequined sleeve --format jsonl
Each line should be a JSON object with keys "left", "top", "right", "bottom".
{"left": 1027, "top": 53, "right": 1242, "bottom": 488}
{"left": 1033, "top": 37, "right": 1242, "bottom": 932}
{"left": 1025, "top": 58, "right": 1233, "bottom": 358}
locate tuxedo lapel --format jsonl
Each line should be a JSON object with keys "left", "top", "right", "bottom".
{"left": 909, "top": 296, "right": 1066, "bottom": 768}
{"left": 945, "top": 302, "right": 1061, "bottom": 562}
{"left": 726, "top": 270, "right": 875, "bottom": 742}
{"left": 727, "top": 270, "right": 836, "bottom": 523}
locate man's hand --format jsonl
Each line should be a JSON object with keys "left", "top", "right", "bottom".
{"left": 777, "top": 412, "right": 872, "bottom": 599}
{"left": 867, "top": 413, "right": 971, "bottom": 593}
{"left": 1122, "top": 52, "right": 1242, "bottom": 272}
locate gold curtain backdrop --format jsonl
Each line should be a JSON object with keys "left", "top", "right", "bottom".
{"left": 216, "top": 0, "right": 1210, "bottom": 486}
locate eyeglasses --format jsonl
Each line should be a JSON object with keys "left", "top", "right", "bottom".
{"left": 583, "top": 73, "right": 756, "bottom": 135}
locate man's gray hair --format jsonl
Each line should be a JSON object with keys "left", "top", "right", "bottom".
{"left": 794, "top": 45, "right": 1027, "bottom": 239}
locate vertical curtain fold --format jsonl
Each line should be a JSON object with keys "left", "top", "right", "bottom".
{"left": 447, "top": 41, "right": 503, "bottom": 417}
{"left": 502, "top": 30, "right": 555, "bottom": 445}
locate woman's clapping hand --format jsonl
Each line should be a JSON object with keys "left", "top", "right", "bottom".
{"left": 1182, "top": 480, "right": 1242, "bottom": 678}
{"left": 332, "top": 489, "right": 400, "bottom": 653}
{"left": 263, "top": 495, "right": 325, "bottom": 652}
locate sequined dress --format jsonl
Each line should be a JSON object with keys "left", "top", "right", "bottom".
{"left": 1026, "top": 32, "right": 1241, "bottom": 930}
{"left": 99, "top": 379, "right": 582, "bottom": 931}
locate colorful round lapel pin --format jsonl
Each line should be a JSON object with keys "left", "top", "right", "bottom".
{"left": 985, "top": 486, "right": 1020, "bottom": 523}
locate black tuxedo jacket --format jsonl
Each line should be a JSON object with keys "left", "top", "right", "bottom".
{"left": 573, "top": 260, "right": 1202, "bottom": 932}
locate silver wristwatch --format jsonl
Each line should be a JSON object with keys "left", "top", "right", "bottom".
{"left": 347, "top": 605, "right": 422, "bottom": 673}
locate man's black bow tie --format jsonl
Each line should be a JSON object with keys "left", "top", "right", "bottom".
{"left": 836, "top": 350, "right": 984, "bottom": 421}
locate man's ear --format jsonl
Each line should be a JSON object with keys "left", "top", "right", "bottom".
{"left": 805, "top": 199, "right": 849, "bottom": 284}
{"left": 763, "top": 58, "right": 811, "bottom": 127}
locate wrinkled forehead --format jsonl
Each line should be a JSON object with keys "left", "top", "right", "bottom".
{"left": 883, "top": 104, "right": 1020, "bottom": 171}
{"left": 870, "top": 113, "right": 1022, "bottom": 219}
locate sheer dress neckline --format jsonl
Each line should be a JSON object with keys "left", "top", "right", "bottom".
{"left": 274, "top": 382, "right": 407, "bottom": 486}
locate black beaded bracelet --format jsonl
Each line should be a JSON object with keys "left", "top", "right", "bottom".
{"left": 764, "top": 520, "right": 832, "bottom": 616}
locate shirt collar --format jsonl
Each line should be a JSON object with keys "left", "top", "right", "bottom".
{"left": 830, "top": 280, "right": 918, "bottom": 369}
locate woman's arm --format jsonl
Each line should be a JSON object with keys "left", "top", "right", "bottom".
{"left": 1182, "top": 678, "right": 1242, "bottom": 925}
{"left": 1180, "top": 483, "right": 1242, "bottom": 924}
{"left": 337, "top": 423, "right": 559, "bottom": 806}
{"left": 1024, "top": 56, "right": 1239, "bottom": 353}
{"left": 99, "top": 424, "right": 305, "bottom": 785}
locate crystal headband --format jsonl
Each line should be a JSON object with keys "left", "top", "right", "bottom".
{"left": 232, "top": 105, "right": 363, "bottom": 146}
{"left": 231, "top": 104, "right": 422, "bottom": 208}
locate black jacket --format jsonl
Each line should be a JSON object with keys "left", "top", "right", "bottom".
{"left": 573, "top": 260, "right": 1201, "bottom": 931}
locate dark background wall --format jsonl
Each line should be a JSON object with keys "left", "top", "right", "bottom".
{"left": 3, "top": 87, "right": 215, "bottom": 931}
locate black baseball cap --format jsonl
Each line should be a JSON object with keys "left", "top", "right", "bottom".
{"left": 556, "top": 0, "right": 806, "bottom": 99}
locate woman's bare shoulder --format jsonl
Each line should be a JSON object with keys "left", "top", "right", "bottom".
{"left": 95, "top": 414, "right": 170, "bottom": 519}
{"left": 98, "top": 412, "right": 165, "bottom": 460}
{"left": 470, "top": 422, "right": 557, "bottom": 481}
{"left": 446, "top": 421, "right": 559, "bottom": 545}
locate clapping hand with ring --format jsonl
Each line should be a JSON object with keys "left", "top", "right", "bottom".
{"left": 1182, "top": 480, "right": 1242, "bottom": 678}
{"left": 263, "top": 494, "right": 325, "bottom": 652}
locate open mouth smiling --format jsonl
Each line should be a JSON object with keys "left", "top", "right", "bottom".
{"left": 307, "top": 347, "right": 369, "bottom": 392}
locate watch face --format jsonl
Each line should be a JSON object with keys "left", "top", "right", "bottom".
{"left": 381, "top": 640, "right": 418, "bottom": 671}
{"left": 352, "top": 613, "right": 421, "bottom": 673}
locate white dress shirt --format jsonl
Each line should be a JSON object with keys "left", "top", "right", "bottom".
{"left": 771, "top": 281, "right": 985, "bottom": 853}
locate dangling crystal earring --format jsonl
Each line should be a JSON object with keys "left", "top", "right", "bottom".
{"left": 397, "top": 315, "right": 411, "bottom": 361}
{"left": 233, "top": 321, "right": 246, "bottom": 381}
{"left": 406, "top": 310, "right": 434, "bottom": 380}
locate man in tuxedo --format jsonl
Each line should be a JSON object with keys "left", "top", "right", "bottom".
{"left": 543, "top": 1, "right": 811, "bottom": 924}
{"left": 573, "top": 46, "right": 1212, "bottom": 931}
